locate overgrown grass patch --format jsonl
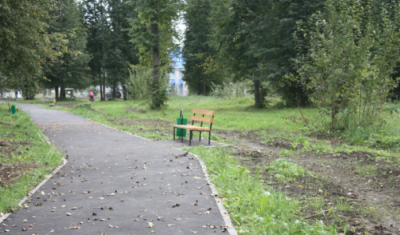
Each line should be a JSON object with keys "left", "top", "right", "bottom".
{"left": 188, "top": 146, "right": 337, "bottom": 235}
{"left": 0, "top": 103, "right": 64, "bottom": 214}
{"left": 267, "top": 158, "right": 312, "bottom": 181}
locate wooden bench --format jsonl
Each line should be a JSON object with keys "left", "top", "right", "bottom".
{"left": 49, "top": 99, "right": 56, "bottom": 107}
{"left": 173, "top": 109, "right": 215, "bottom": 145}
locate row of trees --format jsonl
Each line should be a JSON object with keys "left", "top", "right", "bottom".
{"left": 1, "top": 0, "right": 181, "bottom": 108}
{"left": 182, "top": 0, "right": 400, "bottom": 112}
{"left": 2, "top": 0, "right": 400, "bottom": 118}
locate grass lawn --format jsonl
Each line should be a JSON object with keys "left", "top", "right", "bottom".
{"left": 0, "top": 103, "right": 64, "bottom": 214}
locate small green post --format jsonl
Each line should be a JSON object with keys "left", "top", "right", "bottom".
{"left": 11, "top": 105, "right": 16, "bottom": 114}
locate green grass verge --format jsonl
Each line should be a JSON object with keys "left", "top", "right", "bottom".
{"left": 0, "top": 103, "right": 64, "bottom": 214}
{"left": 188, "top": 146, "right": 338, "bottom": 235}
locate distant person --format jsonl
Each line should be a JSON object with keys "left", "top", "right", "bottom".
{"left": 89, "top": 91, "right": 94, "bottom": 102}
{"left": 15, "top": 91, "right": 18, "bottom": 99}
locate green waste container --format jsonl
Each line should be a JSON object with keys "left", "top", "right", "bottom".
{"left": 176, "top": 118, "right": 187, "bottom": 137}
{"left": 11, "top": 105, "right": 16, "bottom": 114}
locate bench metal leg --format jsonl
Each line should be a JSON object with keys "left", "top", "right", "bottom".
{"left": 199, "top": 131, "right": 202, "bottom": 142}
{"left": 189, "top": 130, "right": 193, "bottom": 146}
{"left": 208, "top": 131, "right": 211, "bottom": 145}
{"left": 173, "top": 127, "right": 175, "bottom": 141}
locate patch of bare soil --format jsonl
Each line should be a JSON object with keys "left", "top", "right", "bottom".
{"left": 0, "top": 163, "right": 36, "bottom": 187}
{"left": 0, "top": 139, "right": 29, "bottom": 157}
{"left": 0, "top": 139, "right": 33, "bottom": 187}
{"left": 125, "top": 107, "right": 147, "bottom": 114}
{"left": 113, "top": 116, "right": 173, "bottom": 139}
{"left": 0, "top": 121, "right": 11, "bottom": 126}
{"left": 219, "top": 129, "right": 400, "bottom": 235}
{"left": 57, "top": 103, "right": 78, "bottom": 108}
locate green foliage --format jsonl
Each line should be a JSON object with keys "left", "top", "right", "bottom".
{"left": 210, "top": 80, "right": 252, "bottom": 99}
{"left": 268, "top": 158, "right": 309, "bottom": 181}
{"left": 126, "top": 65, "right": 169, "bottom": 103}
{"left": 44, "top": 0, "right": 91, "bottom": 99}
{"left": 189, "top": 147, "right": 337, "bottom": 234}
{"left": 128, "top": 0, "right": 182, "bottom": 109}
{"left": 183, "top": 0, "right": 222, "bottom": 95}
{"left": 297, "top": 0, "right": 400, "bottom": 132}
{"left": 105, "top": 0, "right": 139, "bottom": 100}
{"left": 0, "top": 0, "right": 54, "bottom": 89}
{"left": 82, "top": 0, "right": 109, "bottom": 101}
{"left": 212, "top": 0, "right": 324, "bottom": 108}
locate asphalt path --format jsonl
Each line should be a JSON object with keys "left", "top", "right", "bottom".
{"left": 0, "top": 104, "right": 230, "bottom": 235}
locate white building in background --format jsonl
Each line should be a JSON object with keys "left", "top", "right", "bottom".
{"left": 169, "top": 53, "right": 188, "bottom": 96}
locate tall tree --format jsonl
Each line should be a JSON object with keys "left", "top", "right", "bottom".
{"left": 212, "top": 0, "right": 324, "bottom": 107}
{"left": 82, "top": 0, "right": 109, "bottom": 101}
{"left": 106, "top": 0, "right": 138, "bottom": 100}
{"left": 215, "top": 0, "right": 274, "bottom": 108}
{"left": 266, "top": 0, "right": 325, "bottom": 107}
{"left": 44, "top": 0, "right": 91, "bottom": 100}
{"left": 0, "top": 0, "right": 55, "bottom": 96}
{"left": 129, "top": 0, "right": 182, "bottom": 109}
{"left": 183, "top": 0, "right": 222, "bottom": 95}
{"left": 297, "top": 0, "right": 400, "bottom": 129}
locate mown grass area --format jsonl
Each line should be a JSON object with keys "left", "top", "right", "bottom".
{"left": 0, "top": 103, "right": 64, "bottom": 214}
{"left": 91, "top": 96, "right": 319, "bottom": 132}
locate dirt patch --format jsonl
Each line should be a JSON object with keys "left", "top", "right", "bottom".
{"left": 57, "top": 103, "right": 78, "bottom": 108}
{"left": 0, "top": 121, "right": 11, "bottom": 126}
{"left": 0, "top": 139, "right": 29, "bottom": 157}
{"left": 216, "top": 129, "right": 400, "bottom": 235}
{"left": 0, "top": 163, "right": 36, "bottom": 187}
{"left": 125, "top": 107, "right": 147, "bottom": 114}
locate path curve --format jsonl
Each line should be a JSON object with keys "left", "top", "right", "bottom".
{"left": 1, "top": 104, "right": 231, "bottom": 235}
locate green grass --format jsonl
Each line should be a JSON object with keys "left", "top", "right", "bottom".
{"left": 86, "top": 96, "right": 318, "bottom": 132}
{"left": 267, "top": 158, "right": 311, "bottom": 181}
{"left": 188, "top": 146, "right": 337, "bottom": 235}
{"left": 0, "top": 103, "right": 64, "bottom": 214}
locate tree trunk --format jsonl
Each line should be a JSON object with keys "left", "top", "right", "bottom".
{"left": 97, "top": 42, "right": 103, "bottom": 101}
{"left": 112, "top": 80, "right": 116, "bottom": 99}
{"left": 60, "top": 77, "right": 66, "bottom": 100}
{"left": 254, "top": 80, "right": 262, "bottom": 108}
{"left": 55, "top": 86, "right": 59, "bottom": 100}
{"left": 151, "top": 22, "right": 160, "bottom": 109}
{"left": 203, "top": 77, "right": 207, "bottom": 96}
{"left": 297, "top": 89, "right": 305, "bottom": 107}
{"left": 122, "top": 84, "right": 128, "bottom": 100}
{"left": 102, "top": 69, "right": 106, "bottom": 101}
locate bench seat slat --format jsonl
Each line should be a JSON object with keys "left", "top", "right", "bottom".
{"left": 173, "top": 124, "right": 210, "bottom": 132}
{"left": 190, "top": 116, "right": 213, "bottom": 123}
{"left": 192, "top": 109, "right": 215, "bottom": 116}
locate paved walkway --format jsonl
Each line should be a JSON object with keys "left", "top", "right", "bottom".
{"left": 1, "top": 104, "right": 231, "bottom": 235}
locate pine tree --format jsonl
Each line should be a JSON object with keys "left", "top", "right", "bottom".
{"left": 183, "top": 0, "right": 221, "bottom": 95}
{"left": 215, "top": 0, "right": 274, "bottom": 108}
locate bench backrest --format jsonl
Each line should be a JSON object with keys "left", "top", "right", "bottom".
{"left": 190, "top": 109, "right": 215, "bottom": 125}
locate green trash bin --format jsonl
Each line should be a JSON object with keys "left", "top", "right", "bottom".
{"left": 176, "top": 118, "right": 187, "bottom": 137}
{"left": 11, "top": 105, "right": 16, "bottom": 114}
